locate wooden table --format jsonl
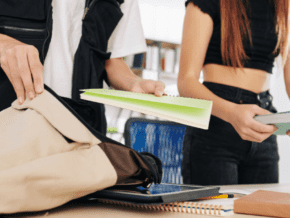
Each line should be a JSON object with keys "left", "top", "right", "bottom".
{"left": 3, "top": 183, "right": 290, "bottom": 218}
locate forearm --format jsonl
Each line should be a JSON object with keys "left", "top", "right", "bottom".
{"left": 178, "top": 74, "right": 237, "bottom": 123}
{"left": 105, "top": 58, "right": 141, "bottom": 91}
{"left": 284, "top": 76, "right": 290, "bottom": 100}
{"left": 284, "top": 54, "right": 290, "bottom": 99}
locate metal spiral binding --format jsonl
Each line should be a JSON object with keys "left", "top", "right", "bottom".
{"left": 164, "top": 93, "right": 210, "bottom": 101}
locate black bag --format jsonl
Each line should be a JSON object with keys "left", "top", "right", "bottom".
{"left": 71, "top": 0, "right": 125, "bottom": 134}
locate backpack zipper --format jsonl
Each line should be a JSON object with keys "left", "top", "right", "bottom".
{"left": 82, "top": 0, "right": 120, "bottom": 20}
{"left": 0, "top": 26, "right": 45, "bottom": 33}
{"left": 82, "top": 0, "right": 97, "bottom": 20}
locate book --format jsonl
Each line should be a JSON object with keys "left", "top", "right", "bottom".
{"left": 234, "top": 190, "right": 290, "bottom": 218}
{"left": 97, "top": 198, "right": 234, "bottom": 216}
{"left": 80, "top": 89, "right": 213, "bottom": 129}
{"left": 254, "top": 111, "right": 290, "bottom": 135}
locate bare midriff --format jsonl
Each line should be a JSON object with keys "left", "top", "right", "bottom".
{"left": 203, "top": 64, "right": 271, "bottom": 94}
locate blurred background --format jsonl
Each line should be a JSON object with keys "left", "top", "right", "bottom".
{"left": 105, "top": 0, "right": 290, "bottom": 184}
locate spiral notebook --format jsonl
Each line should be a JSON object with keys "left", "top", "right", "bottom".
{"left": 81, "top": 184, "right": 232, "bottom": 216}
{"left": 80, "top": 89, "right": 213, "bottom": 129}
{"left": 98, "top": 198, "right": 234, "bottom": 216}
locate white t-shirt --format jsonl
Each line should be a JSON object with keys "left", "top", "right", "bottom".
{"left": 43, "top": 0, "right": 147, "bottom": 98}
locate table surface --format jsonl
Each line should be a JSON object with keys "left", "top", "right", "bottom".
{"left": 3, "top": 183, "right": 290, "bottom": 218}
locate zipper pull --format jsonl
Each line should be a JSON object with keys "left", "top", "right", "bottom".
{"left": 82, "top": 7, "right": 89, "bottom": 20}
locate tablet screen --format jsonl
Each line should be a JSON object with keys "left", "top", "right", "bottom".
{"left": 127, "top": 183, "right": 201, "bottom": 195}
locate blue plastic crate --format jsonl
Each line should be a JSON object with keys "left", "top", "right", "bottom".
{"left": 124, "top": 118, "right": 186, "bottom": 184}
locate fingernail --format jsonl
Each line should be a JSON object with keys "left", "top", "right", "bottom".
{"left": 36, "top": 85, "right": 43, "bottom": 93}
{"left": 18, "top": 97, "right": 23, "bottom": 104}
{"left": 29, "top": 92, "right": 35, "bottom": 99}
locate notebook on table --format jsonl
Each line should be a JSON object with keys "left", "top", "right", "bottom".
{"left": 80, "top": 89, "right": 213, "bottom": 129}
{"left": 97, "top": 198, "right": 234, "bottom": 216}
{"left": 234, "top": 190, "right": 290, "bottom": 218}
{"left": 79, "top": 183, "right": 234, "bottom": 216}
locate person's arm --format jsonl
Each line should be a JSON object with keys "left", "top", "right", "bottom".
{"left": 0, "top": 34, "right": 44, "bottom": 104}
{"left": 284, "top": 50, "right": 290, "bottom": 98}
{"left": 178, "top": 2, "right": 277, "bottom": 142}
{"left": 283, "top": 50, "right": 290, "bottom": 136}
{"left": 105, "top": 57, "right": 165, "bottom": 97}
{"left": 105, "top": 0, "right": 165, "bottom": 97}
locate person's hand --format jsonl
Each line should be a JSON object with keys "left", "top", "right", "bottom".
{"left": 130, "top": 78, "right": 165, "bottom": 97}
{"left": 0, "top": 35, "right": 44, "bottom": 104}
{"left": 227, "top": 104, "right": 278, "bottom": 142}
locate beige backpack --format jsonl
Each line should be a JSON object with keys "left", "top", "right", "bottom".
{"left": 0, "top": 86, "right": 162, "bottom": 214}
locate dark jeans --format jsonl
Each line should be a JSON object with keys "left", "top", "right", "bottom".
{"left": 182, "top": 82, "right": 279, "bottom": 185}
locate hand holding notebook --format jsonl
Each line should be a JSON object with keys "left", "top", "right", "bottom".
{"left": 81, "top": 89, "right": 213, "bottom": 129}
{"left": 254, "top": 111, "right": 290, "bottom": 135}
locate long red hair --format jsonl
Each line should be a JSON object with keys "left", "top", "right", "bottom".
{"left": 220, "top": 0, "right": 290, "bottom": 67}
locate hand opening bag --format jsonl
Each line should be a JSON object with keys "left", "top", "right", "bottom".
{"left": 0, "top": 85, "right": 162, "bottom": 214}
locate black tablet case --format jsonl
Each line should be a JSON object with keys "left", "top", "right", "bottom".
{"left": 83, "top": 183, "right": 220, "bottom": 205}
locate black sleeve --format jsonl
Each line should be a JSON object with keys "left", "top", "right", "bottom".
{"left": 185, "top": 0, "right": 219, "bottom": 21}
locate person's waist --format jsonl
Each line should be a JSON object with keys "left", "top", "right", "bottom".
{"left": 203, "top": 64, "right": 271, "bottom": 93}
{"left": 203, "top": 81, "right": 273, "bottom": 106}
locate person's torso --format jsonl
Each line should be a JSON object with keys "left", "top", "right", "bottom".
{"left": 0, "top": 0, "right": 123, "bottom": 134}
{"left": 205, "top": 0, "right": 278, "bottom": 73}
{"left": 203, "top": 0, "right": 277, "bottom": 93}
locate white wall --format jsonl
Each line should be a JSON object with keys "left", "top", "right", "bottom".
{"left": 138, "top": 0, "right": 185, "bottom": 44}
{"left": 138, "top": 0, "right": 290, "bottom": 183}
{"left": 271, "top": 61, "right": 290, "bottom": 183}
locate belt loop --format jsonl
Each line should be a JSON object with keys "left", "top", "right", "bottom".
{"left": 234, "top": 89, "right": 243, "bottom": 104}
{"left": 256, "top": 94, "right": 261, "bottom": 106}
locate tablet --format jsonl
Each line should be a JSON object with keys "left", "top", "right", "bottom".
{"left": 84, "top": 183, "right": 220, "bottom": 205}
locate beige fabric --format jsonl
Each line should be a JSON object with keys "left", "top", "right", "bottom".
{"left": 0, "top": 90, "right": 118, "bottom": 214}
{"left": 11, "top": 90, "right": 100, "bottom": 145}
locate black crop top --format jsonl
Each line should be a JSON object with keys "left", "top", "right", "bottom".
{"left": 185, "top": 0, "right": 279, "bottom": 73}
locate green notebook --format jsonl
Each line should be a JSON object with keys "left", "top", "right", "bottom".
{"left": 254, "top": 111, "right": 290, "bottom": 135}
{"left": 80, "top": 89, "right": 213, "bottom": 129}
